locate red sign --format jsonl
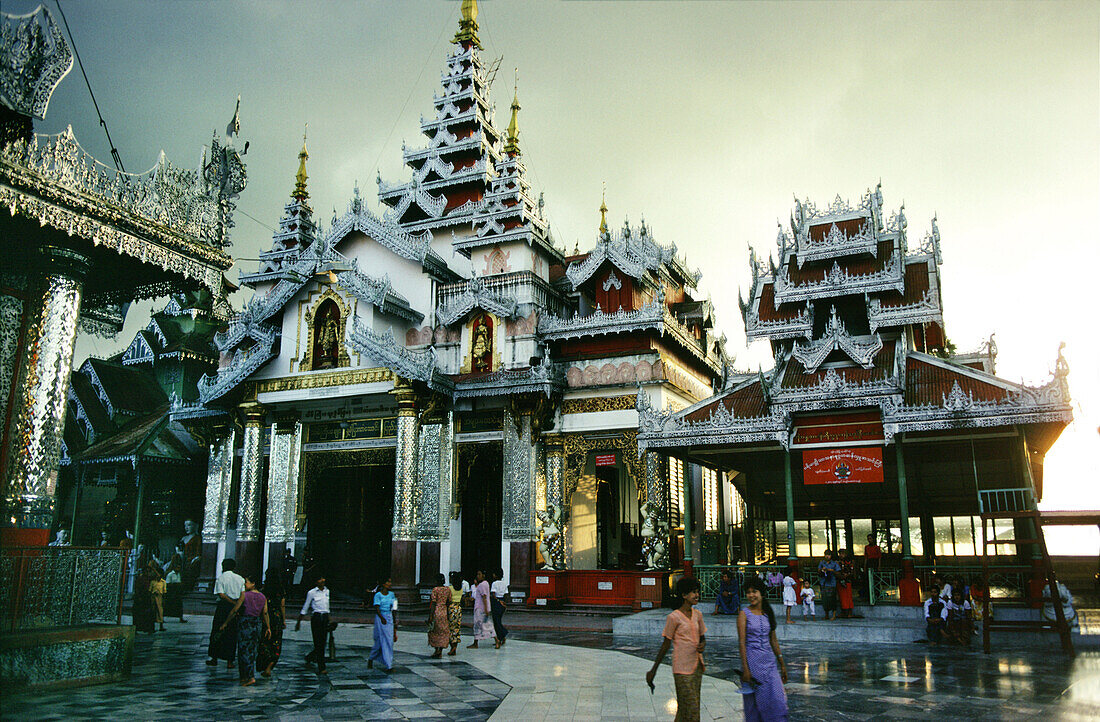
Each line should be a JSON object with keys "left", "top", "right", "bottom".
{"left": 803, "top": 448, "right": 884, "bottom": 485}
{"left": 792, "top": 411, "right": 883, "bottom": 446}
{"left": 594, "top": 453, "right": 617, "bottom": 467}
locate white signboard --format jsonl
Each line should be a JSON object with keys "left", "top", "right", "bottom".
{"left": 641, "top": 577, "right": 656, "bottom": 586}
{"left": 536, "top": 598, "right": 547, "bottom": 606}
{"left": 535, "top": 576, "right": 549, "bottom": 584}
{"left": 597, "top": 581, "right": 613, "bottom": 591}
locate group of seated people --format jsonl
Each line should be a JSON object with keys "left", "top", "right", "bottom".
{"left": 923, "top": 576, "right": 980, "bottom": 645}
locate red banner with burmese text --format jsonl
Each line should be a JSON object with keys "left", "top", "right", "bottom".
{"left": 803, "top": 448, "right": 884, "bottom": 485}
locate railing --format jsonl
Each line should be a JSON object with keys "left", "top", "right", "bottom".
{"left": 979, "top": 488, "right": 1036, "bottom": 514}
{"left": 868, "top": 569, "right": 901, "bottom": 605}
{"left": 694, "top": 564, "right": 785, "bottom": 603}
{"left": 0, "top": 546, "right": 127, "bottom": 632}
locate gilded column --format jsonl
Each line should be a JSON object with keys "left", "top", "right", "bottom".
{"left": 644, "top": 452, "right": 665, "bottom": 511}
{"left": 2, "top": 244, "right": 89, "bottom": 538}
{"left": 235, "top": 402, "right": 265, "bottom": 573}
{"left": 200, "top": 427, "right": 235, "bottom": 583}
{"left": 503, "top": 403, "right": 538, "bottom": 600}
{"left": 543, "top": 434, "right": 565, "bottom": 511}
{"left": 264, "top": 418, "right": 302, "bottom": 568}
{"left": 390, "top": 378, "right": 419, "bottom": 601}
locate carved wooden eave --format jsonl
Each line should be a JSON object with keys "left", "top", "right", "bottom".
{"left": 0, "top": 129, "right": 234, "bottom": 295}
{"left": 435, "top": 275, "right": 519, "bottom": 327}
{"left": 346, "top": 316, "right": 452, "bottom": 392}
{"left": 791, "top": 307, "right": 884, "bottom": 372}
{"left": 451, "top": 357, "right": 564, "bottom": 399}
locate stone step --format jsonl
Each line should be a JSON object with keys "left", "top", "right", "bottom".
{"left": 613, "top": 608, "right": 1100, "bottom": 649}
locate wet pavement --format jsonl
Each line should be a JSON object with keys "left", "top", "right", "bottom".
{"left": 6, "top": 617, "right": 1100, "bottom": 720}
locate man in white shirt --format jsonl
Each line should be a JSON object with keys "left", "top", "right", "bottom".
{"left": 490, "top": 568, "right": 508, "bottom": 647}
{"left": 207, "top": 559, "right": 245, "bottom": 667}
{"left": 295, "top": 575, "right": 331, "bottom": 674}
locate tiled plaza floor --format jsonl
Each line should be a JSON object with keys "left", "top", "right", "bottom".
{"left": 7, "top": 616, "right": 1100, "bottom": 720}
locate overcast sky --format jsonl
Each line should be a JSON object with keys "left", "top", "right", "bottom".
{"left": 24, "top": 1, "right": 1096, "bottom": 547}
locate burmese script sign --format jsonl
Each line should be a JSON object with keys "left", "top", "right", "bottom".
{"left": 803, "top": 448, "right": 884, "bottom": 485}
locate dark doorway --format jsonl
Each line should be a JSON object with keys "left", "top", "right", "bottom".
{"left": 306, "top": 462, "right": 393, "bottom": 596}
{"left": 458, "top": 443, "right": 502, "bottom": 580}
{"left": 596, "top": 467, "right": 618, "bottom": 569}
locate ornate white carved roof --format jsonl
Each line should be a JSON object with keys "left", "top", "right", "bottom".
{"left": 791, "top": 307, "right": 884, "bottom": 372}
{"left": 565, "top": 223, "right": 698, "bottom": 290}
{"left": 436, "top": 274, "right": 519, "bottom": 327}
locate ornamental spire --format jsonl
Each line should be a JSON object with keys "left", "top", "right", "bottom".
{"left": 598, "top": 185, "right": 609, "bottom": 237}
{"left": 503, "top": 70, "right": 521, "bottom": 156}
{"left": 453, "top": 0, "right": 482, "bottom": 49}
{"left": 293, "top": 124, "right": 309, "bottom": 201}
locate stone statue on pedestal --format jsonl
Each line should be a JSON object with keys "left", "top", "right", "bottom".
{"left": 536, "top": 501, "right": 564, "bottom": 570}
{"left": 640, "top": 501, "right": 669, "bottom": 571}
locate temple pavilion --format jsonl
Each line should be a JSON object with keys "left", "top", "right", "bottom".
{"left": 638, "top": 186, "right": 1073, "bottom": 589}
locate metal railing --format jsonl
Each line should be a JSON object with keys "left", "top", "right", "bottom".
{"left": 694, "top": 564, "right": 786, "bottom": 603}
{"left": 868, "top": 569, "right": 901, "bottom": 605}
{"left": 978, "top": 488, "right": 1035, "bottom": 514}
{"left": 0, "top": 546, "right": 127, "bottom": 632}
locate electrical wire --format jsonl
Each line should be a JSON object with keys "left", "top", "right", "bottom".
{"left": 53, "top": 0, "right": 124, "bottom": 172}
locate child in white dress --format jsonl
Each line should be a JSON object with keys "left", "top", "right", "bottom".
{"left": 782, "top": 573, "right": 798, "bottom": 623}
{"left": 799, "top": 579, "right": 816, "bottom": 619}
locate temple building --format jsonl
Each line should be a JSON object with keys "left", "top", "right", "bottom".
{"left": 179, "top": 2, "right": 730, "bottom": 603}
{"left": 638, "top": 186, "right": 1073, "bottom": 588}
{"left": 56, "top": 288, "right": 230, "bottom": 554}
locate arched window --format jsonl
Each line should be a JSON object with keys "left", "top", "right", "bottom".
{"left": 311, "top": 299, "right": 341, "bottom": 370}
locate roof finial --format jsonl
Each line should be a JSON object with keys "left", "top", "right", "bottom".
{"left": 453, "top": 0, "right": 482, "bottom": 49}
{"left": 599, "top": 183, "right": 608, "bottom": 237}
{"left": 503, "top": 68, "right": 521, "bottom": 156}
{"left": 293, "top": 124, "right": 309, "bottom": 201}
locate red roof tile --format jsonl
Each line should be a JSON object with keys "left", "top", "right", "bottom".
{"left": 786, "top": 239, "right": 894, "bottom": 285}
{"left": 684, "top": 381, "right": 768, "bottom": 422}
{"left": 780, "top": 342, "right": 895, "bottom": 389}
{"left": 876, "top": 261, "right": 931, "bottom": 309}
{"left": 904, "top": 357, "right": 1009, "bottom": 405}
{"left": 756, "top": 283, "right": 806, "bottom": 322}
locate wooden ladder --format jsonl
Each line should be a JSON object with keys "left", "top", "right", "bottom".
{"left": 979, "top": 503, "right": 1074, "bottom": 656}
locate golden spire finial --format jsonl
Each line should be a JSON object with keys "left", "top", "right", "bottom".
{"left": 598, "top": 184, "right": 609, "bottom": 236}
{"left": 454, "top": 0, "right": 482, "bottom": 48}
{"left": 504, "top": 69, "right": 521, "bottom": 156}
{"left": 293, "top": 124, "right": 309, "bottom": 201}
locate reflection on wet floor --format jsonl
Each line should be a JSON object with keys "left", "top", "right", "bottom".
{"left": 509, "top": 628, "right": 1100, "bottom": 719}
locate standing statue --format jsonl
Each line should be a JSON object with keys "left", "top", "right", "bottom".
{"left": 640, "top": 501, "right": 670, "bottom": 571}
{"left": 179, "top": 519, "right": 202, "bottom": 588}
{"left": 536, "top": 501, "right": 564, "bottom": 570}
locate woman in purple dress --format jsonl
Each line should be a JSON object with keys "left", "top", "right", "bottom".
{"left": 738, "top": 577, "right": 788, "bottom": 721}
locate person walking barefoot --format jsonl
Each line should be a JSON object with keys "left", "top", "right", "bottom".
{"left": 427, "top": 573, "right": 450, "bottom": 658}
{"left": 739, "top": 577, "right": 789, "bottom": 721}
{"left": 447, "top": 572, "right": 464, "bottom": 656}
{"left": 467, "top": 570, "right": 496, "bottom": 649}
{"left": 220, "top": 574, "right": 270, "bottom": 687}
{"left": 368, "top": 578, "right": 398, "bottom": 672}
{"left": 646, "top": 577, "right": 706, "bottom": 722}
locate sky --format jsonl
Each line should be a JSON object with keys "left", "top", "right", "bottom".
{"left": 21, "top": 1, "right": 1097, "bottom": 551}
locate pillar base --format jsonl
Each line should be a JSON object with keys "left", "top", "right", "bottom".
{"left": 418, "top": 541, "right": 440, "bottom": 587}
{"left": 199, "top": 541, "right": 219, "bottom": 589}
{"left": 390, "top": 540, "right": 417, "bottom": 604}
{"left": 234, "top": 540, "right": 263, "bottom": 579}
{"left": 509, "top": 541, "right": 535, "bottom": 604}
{"left": 898, "top": 558, "right": 922, "bottom": 606}
{"left": 0, "top": 528, "right": 49, "bottom": 547}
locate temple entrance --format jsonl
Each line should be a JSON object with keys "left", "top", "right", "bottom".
{"left": 303, "top": 454, "right": 394, "bottom": 596}
{"left": 457, "top": 442, "right": 502, "bottom": 579}
{"left": 570, "top": 453, "right": 641, "bottom": 570}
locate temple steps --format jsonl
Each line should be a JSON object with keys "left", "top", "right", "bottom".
{"left": 612, "top": 605, "right": 1100, "bottom": 649}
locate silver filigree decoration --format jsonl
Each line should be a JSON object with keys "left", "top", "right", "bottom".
{"left": 791, "top": 307, "right": 883, "bottom": 372}
{"left": 436, "top": 273, "right": 518, "bottom": 327}
{"left": 0, "top": 5, "right": 73, "bottom": 120}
